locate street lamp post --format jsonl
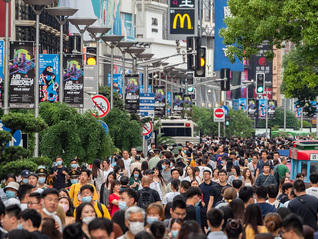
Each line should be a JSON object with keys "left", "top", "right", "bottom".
{"left": 3, "top": 0, "right": 11, "bottom": 114}
{"left": 46, "top": 7, "right": 78, "bottom": 103}
{"left": 23, "top": 0, "right": 56, "bottom": 157}
{"left": 137, "top": 53, "right": 154, "bottom": 94}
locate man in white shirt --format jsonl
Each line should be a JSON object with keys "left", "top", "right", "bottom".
{"left": 122, "top": 150, "right": 132, "bottom": 177}
{"left": 306, "top": 172, "right": 318, "bottom": 199}
{"left": 139, "top": 169, "right": 163, "bottom": 200}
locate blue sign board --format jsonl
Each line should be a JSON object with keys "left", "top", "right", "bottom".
{"left": 233, "top": 99, "right": 239, "bottom": 111}
{"left": 0, "top": 120, "right": 22, "bottom": 147}
{"left": 99, "top": 120, "right": 109, "bottom": 134}
{"left": 139, "top": 93, "right": 155, "bottom": 118}
{"left": 145, "top": 130, "right": 152, "bottom": 140}
{"left": 221, "top": 105, "right": 229, "bottom": 115}
{"left": 0, "top": 41, "right": 3, "bottom": 106}
{"left": 108, "top": 74, "right": 123, "bottom": 97}
{"left": 214, "top": 0, "right": 243, "bottom": 71}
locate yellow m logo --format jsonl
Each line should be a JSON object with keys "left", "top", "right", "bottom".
{"left": 172, "top": 14, "right": 192, "bottom": 30}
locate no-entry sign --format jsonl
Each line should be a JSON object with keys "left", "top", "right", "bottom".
{"left": 214, "top": 108, "right": 225, "bottom": 122}
{"left": 142, "top": 122, "right": 153, "bottom": 136}
{"left": 91, "top": 95, "right": 110, "bottom": 118}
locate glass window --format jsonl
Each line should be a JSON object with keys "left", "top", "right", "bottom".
{"left": 161, "top": 128, "right": 191, "bottom": 137}
{"left": 300, "top": 161, "right": 308, "bottom": 181}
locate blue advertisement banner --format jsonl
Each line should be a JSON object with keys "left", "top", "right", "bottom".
{"left": 238, "top": 98, "right": 247, "bottom": 112}
{"left": 233, "top": 99, "right": 239, "bottom": 111}
{"left": 0, "top": 41, "right": 3, "bottom": 106}
{"left": 214, "top": 0, "right": 243, "bottom": 71}
{"left": 258, "top": 99, "right": 267, "bottom": 119}
{"left": 108, "top": 74, "right": 123, "bottom": 97}
{"left": 39, "top": 54, "right": 59, "bottom": 102}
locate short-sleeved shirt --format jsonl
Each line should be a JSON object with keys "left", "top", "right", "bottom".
{"left": 306, "top": 187, "right": 318, "bottom": 199}
{"left": 199, "top": 181, "right": 215, "bottom": 207}
{"left": 277, "top": 164, "right": 289, "bottom": 181}
{"left": 69, "top": 183, "right": 98, "bottom": 207}
{"left": 210, "top": 183, "right": 231, "bottom": 208}
{"left": 256, "top": 160, "right": 273, "bottom": 175}
{"left": 49, "top": 166, "right": 68, "bottom": 190}
{"left": 108, "top": 194, "right": 120, "bottom": 217}
{"left": 214, "top": 153, "right": 228, "bottom": 166}
{"left": 74, "top": 202, "right": 111, "bottom": 219}
{"left": 137, "top": 187, "right": 161, "bottom": 203}
{"left": 163, "top": 192, "right": 180, "bottom": 204}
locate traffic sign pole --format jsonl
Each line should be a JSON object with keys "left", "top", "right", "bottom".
{"left": 143, "top": 135, "right": 147, "bottom": 158}
{"left": 218, "top": 122, "right": 220, "bottom": 138}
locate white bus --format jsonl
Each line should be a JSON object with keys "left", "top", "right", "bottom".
{"left": 159, "top": 119, "right": 200, "bottom": 145}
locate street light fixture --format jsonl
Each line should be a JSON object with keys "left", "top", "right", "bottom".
{"left": 23, "top": 0, "right": 56, "bottom": 157}
{"left": 101, "top": 35, "right": 124, "bottom": 109}
{"left": 46, "top": 7, "right": 78, "bottom": 104}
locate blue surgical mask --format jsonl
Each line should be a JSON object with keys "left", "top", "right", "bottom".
{"left": 71, "top": 179, "right": 78, "bottom": 184}
{"left": 195, "top": 199, "right": 201, "bottom": 207}
{"left": 22, "top": 178, "right": 29, "bottom": 184}
{"left": 71, "top": 164, "right": 77, "bottom": 168}
{"left": 134, "top": 174, "right": 139, "bottom": 178}
{"left": 147, "top": 216, "right": 159, "bottom": 225}
{"left": 38, "top": 177, "right": 46, "bottom": 184}
{"left": 81, "top": 196, "right": 92, "bottom": 203}
{"left": 111, "top": 162, "right": 116, "bottom": 167}
{"left": 17, "top": 224, "right": 23, "bottom": 230}
{"left": 161, "top": 165, "right": 166, "bottom": 170}
{"left": 171, "top": 230, "right": 179, "bottom": 238}
{"left": 183, "top": 150, "right": 187, "bottom": 153}
{"left": 56, "top": 161, "right": 62, "bottom": 166}
{"left": 170, "top": 162, "right": 173, "bottom": 167}
{"left": 118, "top": 201, "right": 127, "bottom": 210}
{"left": 6, "top": 191, "right": 16, "bottom": 199}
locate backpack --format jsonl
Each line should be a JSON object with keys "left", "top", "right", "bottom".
{"left": 137, "top": 189, "right": 155, "bottom": 209}
{"left": 97, "top": 202, "right": 104, "bottom": 218}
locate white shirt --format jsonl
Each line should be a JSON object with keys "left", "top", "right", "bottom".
{"left": 34, "top": 188, "right": 44, "bottom": 194}
{"left": 306, "top": 187, "right": 318, "bottom": 199}
{"left": 163, "top": 192, "right": 180, "bottom": 204}
{"left": 104, "top": 167, "right": 114, "bottom": 179}
{"left": 139, "top": 181, "right": 163, "bottom": 200}
{"left": 123, "top": 158, "right": 132, "bottom": 177}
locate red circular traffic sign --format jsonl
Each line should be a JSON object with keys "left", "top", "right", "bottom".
{"left": 215, "top": 108, "right": 225, "bottom": 118}
{"left": 91, "top": 95, "right": 110, "bottom": 118}
{"left": 142, "top": 122, "right": 153, "bottom": 136}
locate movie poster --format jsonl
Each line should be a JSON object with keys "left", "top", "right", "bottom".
{"left": 268, "top": 100, "right": 276, "bottom": 119}
{"left": 173, "top": 93, "right": 183, "bottom": 115}
{"left": 0, "top": 41, "right": 3, "bottom": 107}
{"left": 238, "top": 98, "right": 247, "bottom": 112}
{"left": 167, "top": 92, "right": 172, "bottom": 116}
{"left": 258, "top": 99, "right": 267, "bottom": 119}
{"left": 9, "top": 41, "right": 35, "bottom": 108}
{"left": 248, "top": 99, "right": 257, "bottom": 119}
{"left": 63, "top": 54, "right": 84, "bottom": 107}
{"left": 39, "top": 54, "right": 59, "bottom": 102}
{"left": 107, "top": 74, "right": 123, "bottom": 97}
{"left": 154, "top": 86, "right": 165, "bottom": 118}
{"left": 125, "top": 74, "right": 140, "bottom": 113}
{"left": 183, "top": 94, "right": 192, "bottom": 111}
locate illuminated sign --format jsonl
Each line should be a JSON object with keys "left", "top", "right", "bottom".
{"left": 168, "top": 0, "right": 198, "bottom": 40}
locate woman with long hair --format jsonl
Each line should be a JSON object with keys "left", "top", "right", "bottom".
{"left": 116, "top": 159, "right": 129, "bottom": 179}
{"left": 108, "top": 180, "right": 121, "bottom": 217}
{"left": 75, "top": 202, "right": 97, "bottom": 239}
{"left": 243, "top": 203, "right": 267, "bottom": 239}
{"left": 242, "top": 168, "right": 254, "bottom": 186}
{"left": 228, "top": 165, "right": 242, "bottom": 185}
{"left": 100, "top": 172, "right": 116, "bottom": 208}
{"left": 153, "top": 167, "right": 166, "bottom": 197}
{"left": 168, "top": 218, "right": 183, "bottom": 239}
{"left": 229, "top": 198, "right": 245, "bottom": 220}
{"left": 183, "top": 166, "right": 201, "bottom": 183}
{"left": 212, "top": 168, "right": 220, "bottom": 183}
{"left": 91, "top": 159, "right": 104, "bottom": 191}
{"left": 59, "top": 196, "right": 75, "bottom": 225}
{"left": 141, "top": 161, "right": 149, "bottom": 176}
{"left": 278, "top": 176, "right": 290, "bottom": 195}
{"left": 129, "top": 168, "right": 142, "bottom": 191}
{"left": 264, "top": 213, "right": 282, "bottom": 239}
{"left": 225, "top": 219, "right": 243, "bottom": 239}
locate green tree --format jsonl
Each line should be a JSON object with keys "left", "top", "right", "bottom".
{"left": 257, "top": 107, "right": 299, "bottom": 128}
{"left": 39, "top": 102, "right": 116, "bottom": 164}
{"left": 99, "top": 86, "right": 124, "bottom": 110}
{"left": 225, "top": 109, "right": 254, "bottom": 138}
{"left": 190, "top": 106, "right": 218, "bottom": 135}
{"left": 103, "top": 108, "right": 142, "bottom": 151}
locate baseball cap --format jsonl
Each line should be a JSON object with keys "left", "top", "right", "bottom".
{"left": 145, "top": 169, "right": 154, "bottom": 175}
{"left": 21, "top": 170, "right": 30, "bottom": 178}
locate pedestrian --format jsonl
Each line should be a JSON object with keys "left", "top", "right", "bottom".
{"left": 243, "top": 203, "right": 268, "bottom": 239}
{"left": 49, "top": 156, "right": 69, "bottom": 190}
{"left": 75, "top": 202, "right": 97, "bottom": 239}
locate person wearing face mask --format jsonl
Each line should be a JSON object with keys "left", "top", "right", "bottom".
{"left": 184, "top": 186, "right": 208, "bottom": 231}
{"left": 35, "top": 168, "right": 50, "bottom": 190}
{"left": 3, "top": 182, "right": 19, "bottom": 202}
{"left": 168, "top": 218, "right": 183, "bottom": 239}
{"left": 49, "top": 156, "right": 70, "bottom": 190}
{"left": 28, "top": 173, "right": 43, "bottom": 194}
{"left": 39, "top": 188, "right": 63, "bottom": 232}
{"left": 0, "top": 174, "right": 16, "bottom": 203}
{"left": 117, "top": 206, "right": 145, "bottom": 239}
{"left": 58, "top": 197, "right": 75, "bottom": 225}
{"left": 20, "top": 170, "right": 30, "bottom": 185}
{"left": 161, "top": 160, "right": 172, "bottom": 185}
{"left": 75, "top": 202, "right": 97, "bottom": 239}
{"left": 70, "top": 159, "right": 80, "bottom": 171}
{"left": 145, "top": 203, "right": 164, "bottom": 226}
{"left": 74, "top": 185, "right": 110, "bottom": 219}
{"left": 118, "top": 189, "right": 137, "bottom": 211}
{"left": 66, "top": 169, "right": 80, "bottom": 190}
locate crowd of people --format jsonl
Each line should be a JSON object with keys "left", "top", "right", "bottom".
{"left": 0, "top": 135, "right": 317, "bottom": 239}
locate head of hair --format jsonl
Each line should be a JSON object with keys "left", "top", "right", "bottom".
{"left": 303, "top": 225, "right": 315, "bottom": 239}
{"left": 267, "top": 185, "right": 278, "bottom": 199}
{"left": 232, "top": 180, "right": 243, "bottom": 189}
{"left": 146, "top": 203, "right": 164, "bottom": 221}
{"left": 256, "top": 185, "right": 267, "bottom": 199}
{"left": 264, "top": 213, "right": 281, "bottom": 233}
{"left": 28, "top": 192, "right": 41, "bottom": 203}
{"left": 92, "top": 159, "right": 101, "bottom": 179}
{"left": 225, "top": 219, "right": 243, "bottom": 239}
{"left": 149, "top": 221, "right": 165, "bottom": 239}
{"left": 18, "top": 184, "right": 34, "bottom": 201}
{"left": 120, "top": 176, "right": 129, "bottom": 186}
{"left": 42, "top": 188, "right": 59, "bottom": 199}
{"left": 80, "top": 184, "right": 94, "bottom": 194}
{"left": 276, "top": 207, "right": 290, "bottom": 220}
{"left": 81, "top": 169, "right": 91, "bottom": 178}
{"left": 0, "top": 199, "right": 5, "bottom": 217}
{"left": 280, "top": 213, "right": 304, "bottom": 237}
{"left": 119, "top": 188, "right": 137, "bottom": 203}
{"left": 218, "top": 169, "right": 227, "bottom": 176}
{"left": 58, "top": 189, "right": 70, "bottom": 198}
{"left": 186, "top": 186, "right": 202, "bottom": 199}
{"left": 6, "top": 173, "right": 16, "bottom": 182}
{"left": 125, "top": 206, "right": 145, "bottom": 221}
{"left": 229, "top": 198, "right": 245, "bottom": 220}
{"left": 176, "top": 220, "right": 202, "bottom": 239}
{"left": 207, "top": 208, "right": 224, "bottom": 228}
{"left": 244, "top": 203, "right": 263, "bottom": 235}
{"left": 262, "top": 162, "right": 270, "bottom": 168}
{"left": 63, "top": 223, "right": 85, "bottom": 239}
{"left": 170, "top": 179, "right": 180, "bottom": 191}
{"left": 232, "top": 165, "right": 241, "bottom": 176}
{"left": 88, "top": 218, "right": 113, "bottom": 236}
{"left": 293, "top": 179, "right": 306, "bottom": 192}
{"left": 180, "top": 180, "right": 191, "bottom": 191}
{"left": 220, "top": 206, "right": 234, "bottom": 231}
{"left": 239, "top": 186, "right": 254, "bottom": 204}
{"left": 135, "top": 231, "right": 154, "bottom": 239}
{"left": 141, "top": 161, "right": 149, "bottom": 171}
{"left": 5, "top": 204, "right": 21, "bottom": 219}
{"left": 75, "top": 202, "right": 96, "bottom": 224}
{"left": 110, "top": 180, "right": 121, "bottom": 194}
{"left": 112, "top": 210, "right": 128, "bottom": 234}
{"left": 172, "top": 199, "right": 186, "bottom": 211}
{"left": 309, "top": 172, "right": 318, "bottom": 184}
{"left": 8, "top": 229, "right": 33, "bottom": 239}
{"left": 223, "top": 187, "right": 237, "bottom": 201}
{"left": 169, "top": 218, "right": 183, "bottom": 230}
{"left": 281, "top": 183, "right": 292, "bottom": 194}
{"left": 116, "top": 159, "right": 125, "bottom": 170}
{"left": 41, "top": 217, "right": 62, "bottom": 239}
{"left": 19, "top": 209, "right": 42, "bottom": 228}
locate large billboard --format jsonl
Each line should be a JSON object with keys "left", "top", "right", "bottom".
{"left": 39, "top": 54, "right": 59, "bottom": 102}
{"left": 9, "top": 41, "right": 34, "bottom": 108}
{"left": 125, "top": 74, "right": 140, "bottom": 114}
{"left": 154, "top": 86, "right": 165, "bottom": 118}
{"left": 248, "top": 99, "right": 257, "bottom": 119}
{"left": 108, "top": 74, "right": 123, "bottom": 97}
{"left": 63, "top": 54, "right": 84, "bottom": 107}
{"left": 173, "top": 92, "right": 183, "bottom": 115}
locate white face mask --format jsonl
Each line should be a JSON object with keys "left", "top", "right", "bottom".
{"left": 82, "top": 216, "right": 95, "bottom": 225}
{"left": 43, "top": 207, "right": 57, "bottom": 216}
{"left": 129, "top": 221, "right": 144, "bottom": 235}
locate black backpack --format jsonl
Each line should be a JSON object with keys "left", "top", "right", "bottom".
{"left": 137, "top": 189, "right": 155, "bottom": 209}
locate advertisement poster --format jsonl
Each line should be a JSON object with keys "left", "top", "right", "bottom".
{"left": 248, "top": 99, "right": 257, "bottom": 119}
{"left": 268, "top": 99, "right": 276, "bottom": 119}
{"left": 183, "top": 94, "right": 192, "bottom": 111}
{"left": 173, "top": 92, "right": 183, "bottom": 115}
{"left": 39, "top": 54, "right": 59, "bottom": 102}
{"left": 233, "top": 99, "right": 239, "bottom": 111}
{"left": 238, "top": 98, "right": 247, "bottom": 112}
{"left": 107, "top": 73, "right": 123, "bottom": 97}
{"left": 154, "top": 86, "right": 165, "bottom": 118}
{"left": 258, "top": 99, "right": 267, "bottom": 119}
{"left": 0, "top": 40, "right": 3, "bottom": 107}
{"left": 125, "top": 74, "right": 140, "bottom": 114}
{"left": 295, "top": 101, "right": 317, "bottom": 119}
{"left": 167, "top": 92, "right": 172, "bottom": 116}
{"left": 63, "top": 54, "right": 84, "bottom": 107}
{"left": 9, "top": 41, "right": 34, "bottom": 108}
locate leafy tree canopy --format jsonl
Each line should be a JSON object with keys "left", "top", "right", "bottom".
{"left": 99, "top": 86, "right": 124, "bottom": 110}
{"left": 257, "top": 107, "right": 299, "bottom": 128}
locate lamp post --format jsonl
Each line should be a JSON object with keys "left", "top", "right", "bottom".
{"left": 137, "top": 53, "right": 154, "bottom": 94}
{"left": 23, "top": 0, "right": 56, "bottom": 157}
{"left": 46, "top": 7, "right": 78, "bottom": 103}
{"left": 68, "top": 17, "right": 97, "bottom": 54}
{"left": 3, "top": 0, "right": 11, "bottom": 114}
{"left": 101, "top": 35, "right": 124, "bottom": 109}
{"left": 87, "top": 26, "right": 111, "bottom": 87}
